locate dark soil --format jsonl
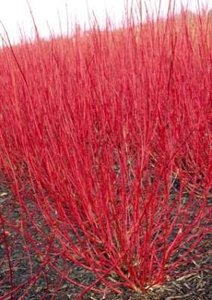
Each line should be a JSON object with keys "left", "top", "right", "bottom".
{"left": 0, "top": 174, "right": 211, "bottom": 300}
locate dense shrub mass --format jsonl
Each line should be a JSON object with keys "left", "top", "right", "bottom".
{"left": 0, "top": 8, "right": 211, "bottom": 299}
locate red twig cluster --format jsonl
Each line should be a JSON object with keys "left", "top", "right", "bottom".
{"left": 0, "top": 8, "right": 211, "bottom": 299}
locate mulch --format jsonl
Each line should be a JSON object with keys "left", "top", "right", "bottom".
{"left": 0, "top": 174, "right": 211, "bottom": 300}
